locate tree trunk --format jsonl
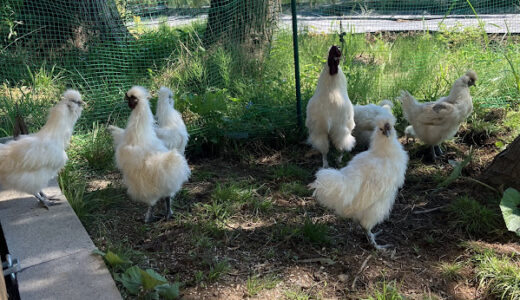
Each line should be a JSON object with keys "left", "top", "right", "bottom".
{"left": 204, "top": 0, "right": 279, "bottom": 48}
{"left": 15, "top": 0, "right": 130, "bottom": 53}
{"left": 481, "top": 135, "right": 520, "bottom": 190}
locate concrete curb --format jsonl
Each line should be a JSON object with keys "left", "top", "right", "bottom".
{"left": 0, "top": 180, "right": 122, "bottom": 300}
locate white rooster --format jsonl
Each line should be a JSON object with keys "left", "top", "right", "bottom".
{"left": 400, "top": 70, "right": 477, "bottom": 160}
{"left": 352, "top": 100, "right": 394, "bottom": 150}
{"left": 306, "top": 45, "right": 356, "bottom": 167}
{"left": 0, "top": 90, "right": 85, "bottom": 208}
{"left": 309, "top": 114, "right": 408, "bottom": 250}
{"left": 114, "top": 86, "right": 190, "bottom": 223}
{"left": 155, "top": 86, "right": 189, "bottom": 154}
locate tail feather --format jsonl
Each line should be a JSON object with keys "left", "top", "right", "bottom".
{"left": 337, "top": 133, "right": 356, "bottom": 152}
{"left": 399, "top": 91, "right": 419, "bottom": 123}
{"left": 108, "top": 125, "right": 125, "bottom": 148}
{"left": 309, "top": 168, "right": 351, "bottom": 215}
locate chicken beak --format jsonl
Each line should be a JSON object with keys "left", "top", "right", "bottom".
{"left": 383, "top": 123, "right": 391, "bottom": 137}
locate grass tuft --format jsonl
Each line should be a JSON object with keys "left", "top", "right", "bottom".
{"left": 445, "top": 196, "right": 502, "bottom": 236}
{"left": 474, "top": 250, "right": 520, "bottom": 299}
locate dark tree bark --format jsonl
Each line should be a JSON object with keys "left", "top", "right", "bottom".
{"left": 481, "top": 135, "right": 520, "bottom": 190}
{"left": 15, "top": 0, "right": 131, "bottom": 53}
{"left": 204, "top": 0, "right": 279, "bottom": 48}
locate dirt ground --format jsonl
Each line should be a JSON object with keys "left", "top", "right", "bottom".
{"left": 84, "top": 131, "right": 519, "bottom": 299}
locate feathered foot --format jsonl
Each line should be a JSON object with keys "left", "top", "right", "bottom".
{"left": 366, "top": 229, "right": 392, "bottom": 250}
{"left": 39, "top": 191, "right": 60, "bottom": 201}
{"left": 34, "top": 191, "right": 60, "bottom": 209}
{"left": 163, "top": 196, "right": 173, "bottom": 221}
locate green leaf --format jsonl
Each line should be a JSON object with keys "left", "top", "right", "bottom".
{"left": 104, "top": 250, "right": 130, "bottom": 266}
{"left": 500, "top": 188, "right": 520, "bottom": 236}
{"left": 438, "top": 147, "right": 473, "bottom": 188}
{"left": 156, "top": 283, "right": 180, "bottom": 300}
{"left": 117, "top": 266, "right": 142, "bottom": 295}
{"left": 140, "top": 269, "right": 167, "bottom": 291}
{"left": 92, "top": 249, "right": 106, "bottom": 257}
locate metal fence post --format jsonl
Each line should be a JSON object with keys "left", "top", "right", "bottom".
{"left": 291, "top": 0, "right": 303, "bottom": 132}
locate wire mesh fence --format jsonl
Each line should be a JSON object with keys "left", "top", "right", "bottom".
{"left": 1, "top": 0, "right": 519, "bottom": 145}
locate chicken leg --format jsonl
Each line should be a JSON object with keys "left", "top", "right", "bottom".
{"left": 34, "top": 191, "right": 60, "bottom": 209}
{"left": 144, "top": 206, "right": 155, "bottom": 223}
{"left": 434, "top": 145, "right": 444, "bottom": 156}
{"left": 163, "top": 196, "right": 173, "bottom": 220}
{"left": 366, "top": 229, "right": 391, "bottom": 250}
{"left": 322, "top": 154, "right": 329, "bottom": 168}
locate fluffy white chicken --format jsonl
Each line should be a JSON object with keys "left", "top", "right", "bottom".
{"left": 352, "top": 100, "right": 394, "bottom": 149}
{"left": 0, "top": 90, "right": 84, "bottom": 208}
{"left": 309, "top": 114, "right": 408, "bottom": 250}
{"left": 400, "top": 70, "right": 477, "bottom": 160}
{"left": 113, "top": 86, "right": 190, "bottom": 223}
{"left": 155, "top": 86, "right": 189, "bottom": 154}
{"left": 306, "top": 45, "right": 356, "bottom": 167}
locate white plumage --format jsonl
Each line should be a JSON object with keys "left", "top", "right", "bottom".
{"left": 0, "top": 90, "right": 84, "bottom": 208}
{"left": 306, "top": 45, "right": 356, "bottom": 168}
{"left": 400, "top": 70, "right": 477, "bottom": 159}
{"left": 309, "top": 114, "right": 408, "bottom": 249}
{"left": 155, "top": 86, "right": 189, "bottom": 154}
{"left": 352, "top": 100, "right": 394, "bottom": 149}
{"left": 113, "top": 86, "right": 190, "bottom": 223}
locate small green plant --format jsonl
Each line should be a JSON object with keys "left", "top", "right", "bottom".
{"left": 58, "top": 165, "right": 88, "bottom": 221}
{"left": 438, "top": 262, "right": 463, "bottom": 281}
{"left": 246, "top": 274, "right": 280, "bottom": 297}
{"left": 301, "top": 218, "right": 330, "bottom": 246}
{"left": 207, "top": 260, "right": 230, "bottom": 282}
{"left": 285, "top": 289, "right": 311, "bottom": 300}
{"left": 446, "top": 196, "right": 502, "bottom": 236}
{"left": 94, "top": 250, "right": 180, "bottom": 299}
{"left": 80, "top": 123, "right": 115, "bottom": 170}
{"left": 366, "top": 280, "right": 405, "bottom": 300}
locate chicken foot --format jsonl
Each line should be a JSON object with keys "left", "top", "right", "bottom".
{"left": 366, "top": 229, "right": 391, "bottom": 250}
{"left": 144, "top": 206, "right": 156, "bottom": 223}
{"left": 34, "top": 191, "right": 60, "bottom": 209}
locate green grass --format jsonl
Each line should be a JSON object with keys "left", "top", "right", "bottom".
{"left": 280, "top": 182, "right": 312, "bottom": 197}
{"left": 445, "top": 196, "right": 503, "bottom": 236}
{"left": 438, "top": 262, "right": 463, "bottom": 281}
{"left": 272, "top": 164, "right": 312, "bottom": 181}
{"left": 366, "top": 281, "right": 406, "bottom": 300}
{"left": 473, "top": 250, "right": 520, "bottom": 299}
{"left": 284, "top": 289, "right": 311, "bottom": 300}
{"left": 246, "top": 274, "right": 281, "bottom": 297}
{"left": 301, "top": 218, "right": 330, "bottom": 246}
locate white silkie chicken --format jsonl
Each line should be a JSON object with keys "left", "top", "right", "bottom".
{"left": 400, "top": 70, "right": 477, "bottom": 160}
{"left": 309, "top": 114, "right": 408, "bottom": 250}
{"left": 155, "top": 86, "right": 189, "bottom": 154}
{"left": 109, "top": 87, "right": 189, "bottom": 153}
{"left": 0, "top": 90, "right": 85, "bottom": 208}
{"left": 352, "top": 100, "right": 394, "bottom": 150}
{"left": 114, "top": 86, "right": 190, "bottom": 223}
{"left": 306, "top": 45, "right": 356, "bottom": 167}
